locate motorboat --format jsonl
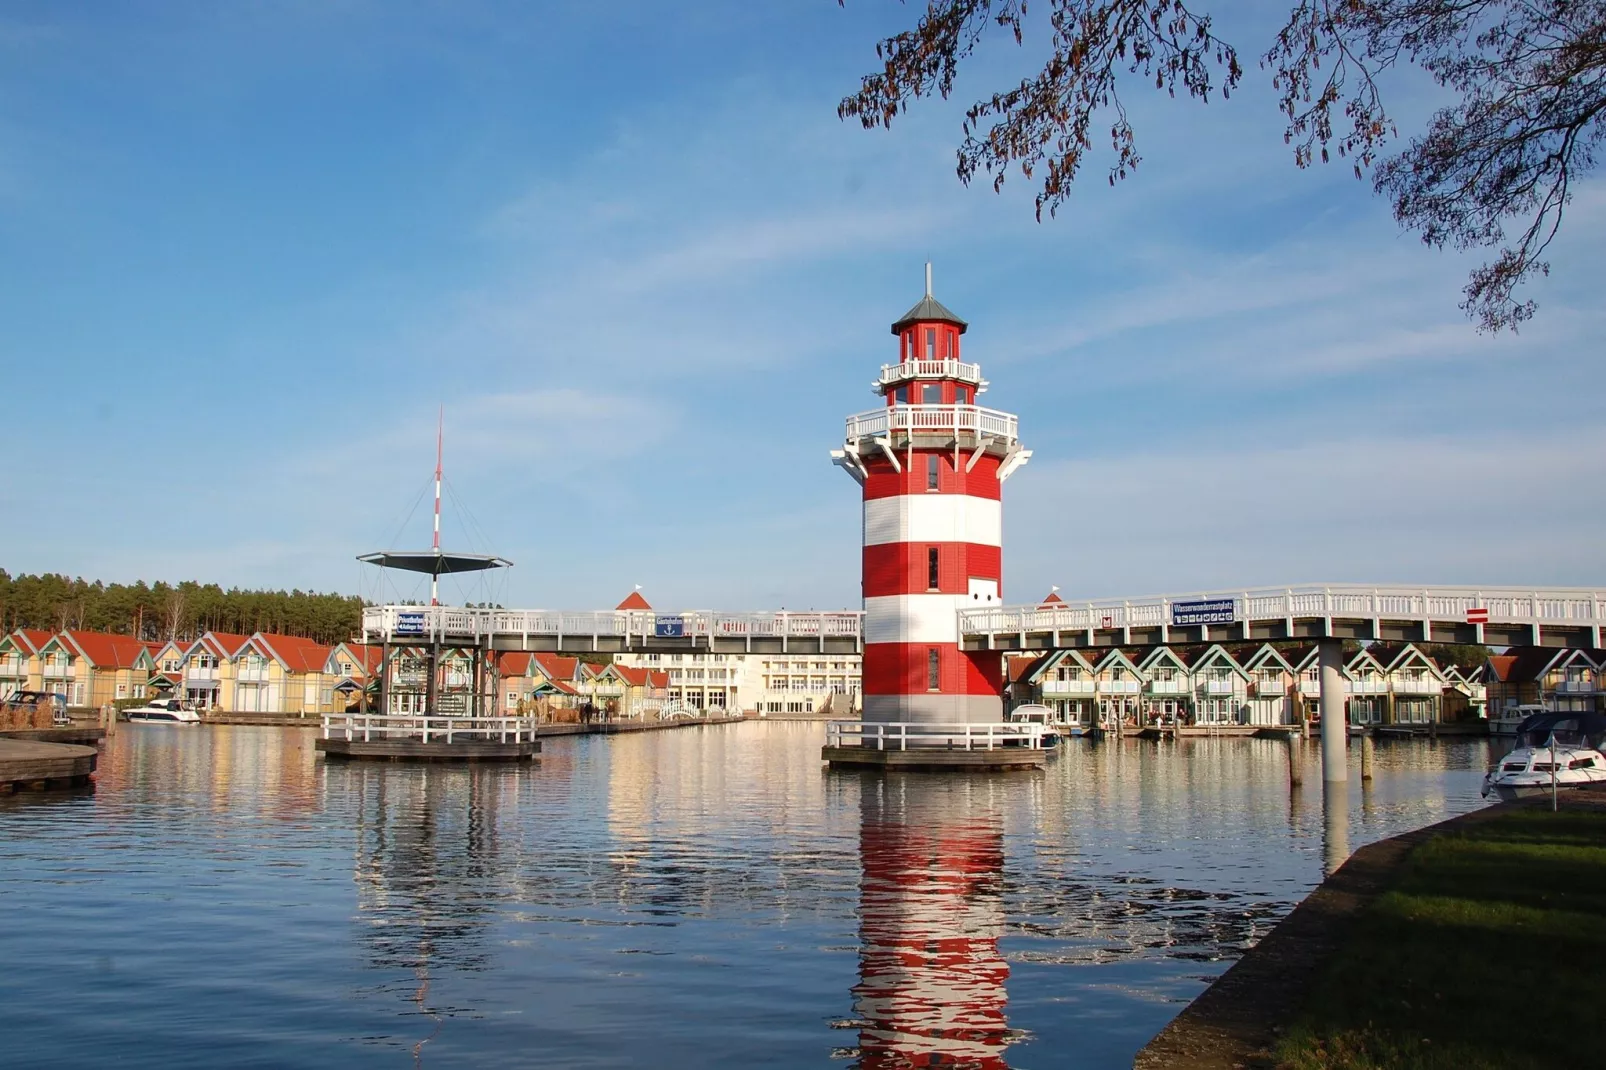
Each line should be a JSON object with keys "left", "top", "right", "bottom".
{"left": 1007, "top": 704, "right": 1060, "bottom": 747}
{"left": 1482, "top": 710, "right": 1606, "bottom": 801}
{"left": 125, "top": 698, "right": 202, "bottom": 725}
{"left": 1489, "top": 703, "right": 1546, "bottom": 737}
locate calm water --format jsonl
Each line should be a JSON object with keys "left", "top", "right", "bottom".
{"left": 1, "top": 723, "right": 1492, "bottom": 1069}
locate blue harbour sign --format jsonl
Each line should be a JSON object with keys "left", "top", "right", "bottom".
{"left": 1171, "top": 598, "right": 1236, "bottom": 626}
{"left": 394, "top": 611, "right": 427, "bottom": 636}
{"left": 654, "top": 615, "right": 686, "bottom": 638}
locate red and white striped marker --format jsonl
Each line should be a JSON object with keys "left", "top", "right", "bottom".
{"left": 1466, "top": 607, "right": 1489, "bottom": 624}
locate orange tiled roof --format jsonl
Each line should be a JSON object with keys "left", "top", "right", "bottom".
{"left": 254, "top": 633, "right": 333, "bottom": 674}
{"left": 194, "top": 632, "right": 252, "bottom": 658}
{"left": 13, "top": 629, "right": 53, "bottom": 653}
{"left": 59, "top": 630, "right": 151, "bottom": 669}
{"left": 533, "top": 653, "right": 579, "bottom": 681}
{"left": 616, "top": 591, "right": 652, "bottom": 611}
{"left": 497, "top": 652, "right": 535, "bottom": 677}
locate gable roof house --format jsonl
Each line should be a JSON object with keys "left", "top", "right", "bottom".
{"left": 0, "top": 629, "right": 53, "bottom": 697}
{"left": 45, "top": 630, "right": 154, "bottom": 708}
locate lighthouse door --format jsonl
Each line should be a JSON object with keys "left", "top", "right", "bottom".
{"left": 967, "top": 578, "right": 998, "bottom": 604}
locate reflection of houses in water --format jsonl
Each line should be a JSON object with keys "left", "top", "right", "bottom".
{"left": 853, "top": 776, "right": 1013, "bottom": 1070}
{"left": 338, "top": 762, "right": 527, "bottom": 1056}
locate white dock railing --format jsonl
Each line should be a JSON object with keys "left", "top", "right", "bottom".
{"left": 322, "top": 713, "right": 538, "bottom": 744}
{"left": 826, "top": 720, "right": 1047, "bottom": 751}
{"left": 843, "top": 403, "right": 1019, "bottom": 444}
{"left": 959, "top": 584, "right": 1606, "bottom": 636}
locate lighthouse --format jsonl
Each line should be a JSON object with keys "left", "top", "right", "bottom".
{"left": 832, "top": 267, "right": 1031, "bottom": 731}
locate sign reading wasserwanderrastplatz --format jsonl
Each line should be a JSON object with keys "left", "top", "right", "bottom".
{"left": 1171, "top": 598, "right": 1235, "bottom": 626}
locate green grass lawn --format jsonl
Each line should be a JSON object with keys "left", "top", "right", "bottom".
{"left": 1275, "top": 808, "right": 1606, "bottom": 1070}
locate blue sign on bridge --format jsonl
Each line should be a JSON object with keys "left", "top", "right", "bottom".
{"left": 394, "top": 611, "right": 426, "bottom": 636}
{"left": 654, "top": 616, "right": 686, "bottom": 638}
{"left": 1171, "top": 598, "right": 1236, "bottom": 626}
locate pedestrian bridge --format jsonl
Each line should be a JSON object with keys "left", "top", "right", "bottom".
{"left": 957, "top": 584, "right": 1606, "bottom": 652}
{"left": 360, "top": 606, "right": 865, "bottom": 654}
{"left": 363, "top": 584, "right": 1606, "bottom": 657}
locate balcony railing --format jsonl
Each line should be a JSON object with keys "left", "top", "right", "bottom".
{"left": 1554, "top": 680, "right": 1597, "bottom": 694}
{"left": 876, "top": 359, "right": 985, "bottom": 388}
{"left": 1393, "top": 678, "right": 1443, "bottom": 695}
{"left": 1202, "top": 679, "right": 1238, "bottom": 695}
{"left": 362, "top": 606, "right": 863, "bottom": 644}
{"left": 237, "top": 666, "right": 271, "bottom": 683}
{"left": 1147, "top": 679, "right": 1187, "bottom": 694}
{"left": 1255, "top": 678, "right": 1288, "bottom": 696}
{"left": 843, "top": 404, "right": 1019, "bottom": 445}
{"left": 1099, "top": 679, "right": 1140, "bottom": 694}
{"left": 1041, "top": 679, "right": 1094, "bottom": 695}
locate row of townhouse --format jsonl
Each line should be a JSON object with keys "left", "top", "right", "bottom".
{"left": 1, "top": 628, "right": 381, "bottom": 715}
{"left": 1009, "top": 642, "right": 1486, "bottom": 730}
{"left": 1485, "top": 647, "right": 1606, "bottom": 716}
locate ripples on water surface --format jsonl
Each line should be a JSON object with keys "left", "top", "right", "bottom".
{"left": 0, "top": 722, "right": 1492, "bottom": 1068}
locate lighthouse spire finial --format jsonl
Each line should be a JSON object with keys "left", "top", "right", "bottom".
{"left": 924, "top": 261, "right": 932, "bottom": 297}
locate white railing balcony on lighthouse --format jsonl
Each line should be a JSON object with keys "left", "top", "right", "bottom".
{"left": 844, "top": 403, "right": 1019, "bottom": 445}
{"left": 876, "top": 359, "right": 986, "bottom": 388}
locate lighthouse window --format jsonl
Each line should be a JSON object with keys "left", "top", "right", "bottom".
{"left": 926, "top": 454, "right": 940, "bottom": 490}
{"left": 927, "top": 648, "right": 941, "bottom": 691}
{"left": 928, "top": 547, "right": 940, "bottom": 589}
{"left": 921, "top": 382, "right": 941, "bottom": 404}
{"left": 893, "top": 385, "right": 908, "bottom": 404}
{"left": 956, "top": 386, "right": 970, "bottom": 405}
{"left": 925, "top": 328, "right": 935, "bottom": 359}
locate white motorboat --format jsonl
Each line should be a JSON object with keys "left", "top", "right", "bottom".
{"left": 1489, "top": 703, "right": 1546, "bottom": 737}
{"left": 1482, "top": 711, "right": 1606, "bottom": 801}
{"left": 1007, "top": 704, "right": 1061, "bottom": 747}
{"left": 125, "top": 698, "right": 202, "bottom": 725}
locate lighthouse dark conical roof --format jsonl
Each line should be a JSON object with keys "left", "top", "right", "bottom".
{"left": 890, "top": 293, "right": 968, "bottom": 335}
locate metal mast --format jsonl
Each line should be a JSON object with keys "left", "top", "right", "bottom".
{"left": 432, "top": 407, "right": 443, "bottom": 606}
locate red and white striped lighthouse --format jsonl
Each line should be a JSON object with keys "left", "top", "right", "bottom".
{"left": 833, "top": 267, "right": 1031, "bottom": 726}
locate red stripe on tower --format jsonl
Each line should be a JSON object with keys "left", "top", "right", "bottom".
{"left": 830, "top": 265, "right": 1031, "bottom": 725}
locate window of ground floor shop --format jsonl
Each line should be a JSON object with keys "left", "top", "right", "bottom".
{"left": 1395, "top": 698, "right": 1437, "bottom": 723}
{"left": 1350, "top": 698, "right": 1384, "bottom": 724}
{"left": 1195, "top": 699, "right": 1239, "bottom": 723}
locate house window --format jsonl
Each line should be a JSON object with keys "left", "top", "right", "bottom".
{"left": 926, "top": 454, "right": 940, "bottom": 490}
{"left": 928, "top": 547, "right": 940, "bottom": 590}
{"left": 927, "top": 648, "right": 941, "bottom": 691}
{"left": 925, "top": 328, "right": 935, "bottom": 359}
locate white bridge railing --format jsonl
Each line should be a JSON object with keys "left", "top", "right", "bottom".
{"left": 322, "top": 713, "right": 538, "bottom": 744}
{"left": 959, "top": 584, "right": 1606, "bottom": 636}
{"left": 843, "top": 403, "right": 1019, "bottom": 444}
{"left": 361, "top": 606, "right": 864, "bottom": 643}
{"left": 826, "top": 720, "right": 1047, "bottom": 751}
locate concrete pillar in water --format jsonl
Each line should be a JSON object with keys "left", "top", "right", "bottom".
{"left": 1322, "top": 782, "right": 1351, "bottom": 876}
{"left": 1318, "top": 639, "right": 1347, "bottom": 784}
{"left": 1360, "top": 732, "right": 1375, "bottom": 781}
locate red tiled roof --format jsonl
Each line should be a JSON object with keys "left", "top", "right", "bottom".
{"left": 1006, "top": 654, "right": 1045, "bottom": 683}
{"left": 497, "top": 652, "right": 535, "bottom": 677}
{"left": 254, "top": 633, "right": 333, "bottom": 674}
{"left": 616, "top": 591, "right": 652, "bottom": 611}
{"left": 1039, "top": 590, "right": 1064, "bottom": 606}
{"left": 533, "top": 653, "right": 579, "bottom": 681}
{"left": 13, "top": 629, "right": 52, "bottom": 653}
{"left": 59, "top": 630, "right": 151, "bottom": 669}
{"left": 193, "top": 632, "right": 251, "bottom": 658}
{"left": 647, "top": 670, "right": 669, "bottom": 689}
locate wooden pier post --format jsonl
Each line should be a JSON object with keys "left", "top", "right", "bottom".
{"left": 1361, "top": 733, "right": 1375, "bottom": 781}
{"left": 1288, "top": 734, "right": 1303, "bottom": 788}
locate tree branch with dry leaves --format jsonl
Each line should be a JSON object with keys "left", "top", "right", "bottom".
{"left": 840, "top": 0, "right": 1606, "bottom": 331}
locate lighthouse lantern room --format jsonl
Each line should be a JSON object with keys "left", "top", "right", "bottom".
{"left": 832, "top": 267, "right": 1031, "bottom": 728}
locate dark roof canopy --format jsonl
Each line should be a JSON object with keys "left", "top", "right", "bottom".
{"left": 891, "top": 293, "right": 968, "bottom": 335}
{"left": 357, "top": 550, "right": 512, "bottom": 576}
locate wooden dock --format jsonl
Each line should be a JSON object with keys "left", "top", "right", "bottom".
{"left": 821, "top": 745, "right": 1048, "bottom": 771}
{"left": 316, "top": 737, "right": 540, "bottom": 762}
{"left": 0, "top": 738, "right": 98, "bottom": 793}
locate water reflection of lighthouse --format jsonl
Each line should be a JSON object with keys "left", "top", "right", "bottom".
{"left": 852, "top": 775, "right": 1014, "bottom": 1070}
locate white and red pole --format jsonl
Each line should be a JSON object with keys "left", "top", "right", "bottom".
{"left": 432, "top": 406, "right": 443, "bottom": 606}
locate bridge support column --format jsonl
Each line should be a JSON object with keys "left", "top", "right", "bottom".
{"left": 1318, "top": 639, "right": 1347, "bottom": 785}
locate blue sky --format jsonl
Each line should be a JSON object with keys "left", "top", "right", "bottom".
{"left": 2, "top": 2, "right": 1601, "bottom": 611}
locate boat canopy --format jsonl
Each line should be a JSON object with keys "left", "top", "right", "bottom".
{"left": 1517, "top": 710, "right": 1606, "bottom": 748}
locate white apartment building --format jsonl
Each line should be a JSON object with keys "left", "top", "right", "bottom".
{"left": 612, "top": 650, "right": 862, "bottom": 716}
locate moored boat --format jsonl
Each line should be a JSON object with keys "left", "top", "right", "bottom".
{"left": 1481, "top": 710, "right": 1606, "bottom": 801}
{"left": 1007, "top": 704, "right": 1061, "bottom": 748}
{"left": 125, "top": 698, "right": 202, "bottom": 725}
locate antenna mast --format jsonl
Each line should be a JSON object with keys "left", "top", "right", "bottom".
{"left": 432, "top": 407, "right": 443, "bottom": 606}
